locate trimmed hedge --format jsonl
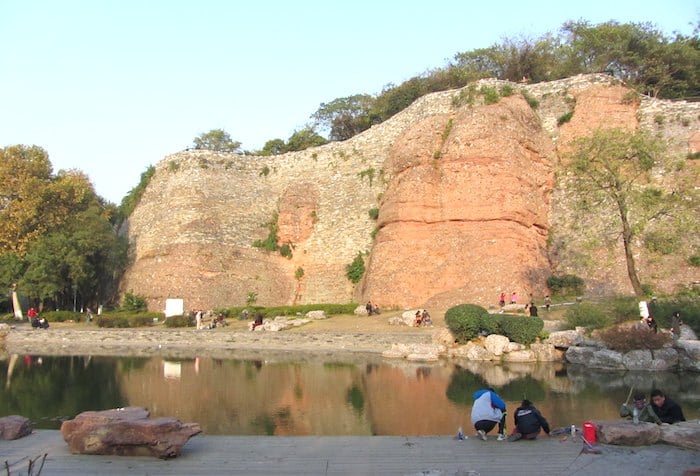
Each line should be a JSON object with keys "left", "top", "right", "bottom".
{"left": 164, "top": 315, "right": 195, "bottom": 328}
{"left": 499, "top": 314, "right": 544, "bottom": 344}
{"left": 42, "top": 311, "right": 83, "bottom": 322}
{"left": 445, "top": 304, "right": 487, "bottom": 343}
{"left": 96, "top": 312, "right": 162, "bottom": 328}
{"left": 445, "top": 304, "right": 544, "bottom": 344}
{"left": 222, "top": 303, "right": 358, "bottom": 319}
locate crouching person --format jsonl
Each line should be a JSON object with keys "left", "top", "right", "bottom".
{"left": 471, "top": 388, "right": 507, "bottom": 441}
{"left": 509, "top": 399, "right": 550, "bottom": 441}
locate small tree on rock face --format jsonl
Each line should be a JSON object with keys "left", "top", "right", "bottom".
{"left": 192, "top": 129, "right": 241, "bottom": 153}
{"left": 565, "top": 128, "right": 697, "bottom": 296}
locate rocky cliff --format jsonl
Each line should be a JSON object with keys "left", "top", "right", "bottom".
{"left": 121, "top": 74, "right": 700, "bottom": 311}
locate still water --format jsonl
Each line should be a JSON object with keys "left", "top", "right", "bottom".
{"left": 1, "top": 354, "right": 698, "bottom": 435}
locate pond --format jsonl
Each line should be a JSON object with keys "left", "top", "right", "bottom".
{"left": 1, "top": 354, "right": 698, "bottom": 435}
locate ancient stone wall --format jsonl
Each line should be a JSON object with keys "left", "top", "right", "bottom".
{"left": 121, "top": 74, "right": 700, "bottom": 311}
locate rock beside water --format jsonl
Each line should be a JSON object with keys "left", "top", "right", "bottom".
{"left": 61, "top": 407, "right": 201, "bottom": 459}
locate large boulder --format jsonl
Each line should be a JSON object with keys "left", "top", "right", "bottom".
{"left": 589, "top": 349, "right": 625, "bottom": 370}
{"left": 594, "top": 420, "right": 661, "bottom": 446}
{"left": 679, "top": 326, "right": 698, "bottom": 341}
{"left": 354, "top": 305, "right": 369, "bottom": 316}
{"left": 484, "top": 334, "right": 510, "bottom": 356}
{"left": 659, "top": 420, "right": 700, "bottom": 451}
{"left": 675, "top": 340, "right": 700, "bottom": 372}
{"left": 530, "top": 343, "right": 564, "bottom": 361}
{"left": 432, "top": 328, "right": 456, "bottom": 347}
{"left": 60, "top": 407, "right": 201, "bottom": 458}
{"left": 305, "top": 310, "right": 327, "bottom": 320}
{"left": 502, "top": 349, "right": 536, "bottom": 362}
{"left": 0, "top": 415, "right": 32, "bottom": 440}
{"left": 383, "top": 343, "right": 444, "bottom": 361}
{"left": 449, "top": 342, "right": 494, "bottom": 361}
{"left": 622, "top": 349, "right": 653, "bottom": 370}
{"left": 545, "top": 330, "right": 583, "bottom": 349}
{"left": 650, "top": 347, "right": 679, "bottom": 370}
{"left": 565, "top": 346, "right": 596, "bottom": 365}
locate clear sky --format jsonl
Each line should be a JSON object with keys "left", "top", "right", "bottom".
{"left": 1, "top": 0, "right": 697, "bottom": 203}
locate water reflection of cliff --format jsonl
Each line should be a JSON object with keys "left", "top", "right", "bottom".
{"left": 114, "top": 358, "right": 700, "bottom": 435}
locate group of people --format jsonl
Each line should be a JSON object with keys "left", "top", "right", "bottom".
{"left": 469, "top": 386, "right": 685, "bottom": 443}
{"left": 498, "top": 292, "right": 551, "bottom": 314}
{"left": 27, "top": 307, "right": 49, "bottom": 329}
{"left": 365, "top": 301, "right": 380, "bottom": 316}
{"left": 414, "top": 309, "right": 433, "bottom": 327}
{"left": 470, "top": 387, "right": 550, "bottom": 442}
{"left": 620, "top": 389, "right": 686, "bottom": 424}
{"left": 193, "top": 310, "right": 228, "bottom": 330}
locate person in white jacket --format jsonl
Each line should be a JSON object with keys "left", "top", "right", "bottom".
{"left": 471, "top": 388, "right": 507, "bottom": 441}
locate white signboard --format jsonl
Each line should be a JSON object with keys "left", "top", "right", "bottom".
{"left": 165, "top": 298, "right": 184, "bottom": 318}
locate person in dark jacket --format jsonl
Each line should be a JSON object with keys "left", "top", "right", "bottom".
{"left": 508, "top": 399, "right": 550, "bottom": 441}
{"left": 650, "top": 389, "right": 685, "bottom": 424}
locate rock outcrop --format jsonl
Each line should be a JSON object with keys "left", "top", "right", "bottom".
{"left": 0, "top": 415, "right": 32, "bottom": 440}
{"left": 120, "top": 74, "right": 700, "bottom": 310}
{"left": 363, "top": 95, "right": 554, "bottom": 308}
{"left": 60, "top": 407, "right": 201, "bottom": 459}
{"left": 594, "top": 419, "right": 700, "bottom": 452}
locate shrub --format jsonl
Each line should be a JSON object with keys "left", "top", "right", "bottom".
{"left": 687, "top": 253, "right": 700, "bottom": 267}
{"left": 650, "top": 298, "right": 700, "bottom": 335}
{"left": 279, "top": 243, "right": 293, "bottom": 258}
{"left": 557, "top": 111, "right": 574, "bottom": 126}
{"left": 522, "top": 90, "right": 539, "bottom": 109}
{"left": 42, "top": 311, "right": 82, "bottom": 322}
{"left": 368, "top": 208, "right": 379, "bottom": 220}
{"left": 164, "top": 315, "right": 194, "bottom": 327}
{"left": 122, "top": 292, "right": 148, "bottom": 313}
{"left": 252, "top": 213, "right": 280, "bottom": 252}
{"left": 499, "top": 315, "right": 544, "bottom": 344}
{"left": 96, "top": 312, "right": 161, "bottom": 328}
{"left": 345, "top": 252, "right": 366, "bottom": 284}
{"left": 294, "top": 267, "right": 304, "bottom": 280}
{"left": 259, "top": 165, "right": 270, "bottom": 177}
{"left": 479, "top": 313, "right": 502, "bottom": 335}
{"left": 599, "top": 325, "right": 671, "bottom": 352}
{"left": 546, "top": 274, "right": 585, "bottom": 296}
{"left": 445, "top": 304, "right": 488, "bottom": 343}
{"left": 96, "top": 316, "right": 130, "bottom": 328}
{"left": 563, "top": 303, "right": 612, "bottom": 330}
{"left": 480, "top": 86, "right": 500, "bottom": 105}
{"left": 608, "top": 296, "right": 639, "bottom": 323}
{"left": 644, "top": 230, "right": 681, "bottom": 254}
{"left": 499, "top": 85, "right": 514, "bottom": 97}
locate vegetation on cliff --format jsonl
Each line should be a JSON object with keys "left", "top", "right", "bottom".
{"left": 564, "top": 128, "right": 698, "bottom": 296}
{"left": 310, "top": 20, "right": 699, "bottom": 143}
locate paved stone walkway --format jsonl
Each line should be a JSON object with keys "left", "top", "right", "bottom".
{"left": 2, "top": 431, "right": 699, "bottom": 475}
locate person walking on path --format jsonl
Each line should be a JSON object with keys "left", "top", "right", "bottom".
{"left": 509, "top": 399, "right": 550, "bottom": 441}
{"left": 471, "top": 388, "right": 507, "bottom": 441}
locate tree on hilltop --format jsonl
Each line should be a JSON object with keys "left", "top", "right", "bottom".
{"left": 312, "top": 94, "right": 376, "bottom": 141}
{"left": 564, "top": 128, "right": 698, "bottom": 296}
{"left": 192, "top": 128, "right": 241, "bottom": 152}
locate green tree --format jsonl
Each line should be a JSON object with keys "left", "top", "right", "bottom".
{"left": 284, "top": 127, "right": 328, "bottom": 152}
{"left": 566, "top": 128, "right": 696, "bottom": 296}
{"left": 312, "top": 94, "right": 375, "bottom": 141}
{"left": 117, "top": 165, "right": 155, "bottom": 221}
{"left": 0, "top": 145, "right": 54, "bottom": 254}
{"left": 259, "top": 138, "right": 286, "bottom": 156}
{"left": 192, "top": 128, "right": 241, "bottom": 152}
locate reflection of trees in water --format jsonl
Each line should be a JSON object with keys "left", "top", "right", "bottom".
{"left": 445, "top": 365, "right": 488, "bottom": 406}
{"left": 0, "top": 356, "right": 125, "bottom": 429}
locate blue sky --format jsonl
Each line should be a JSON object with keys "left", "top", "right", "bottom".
{"left": 0, "top": 0, "right": 697, "bottom": 203}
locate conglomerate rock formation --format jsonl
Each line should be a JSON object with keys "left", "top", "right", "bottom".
{"left": 121, "top": 74, "right": 700, "bottom": 311}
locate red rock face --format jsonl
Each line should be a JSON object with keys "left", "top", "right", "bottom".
{"left": 362, "top": 95, "right": 555, "bottom": 308}
{"left": 277, "top": 183, "right": 318, "bottom": 244}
